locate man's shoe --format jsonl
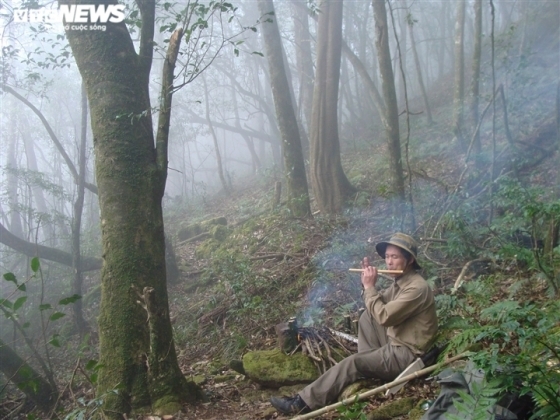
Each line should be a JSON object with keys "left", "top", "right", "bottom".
{"left": 270, "top": 394, "right": 311, "bottom": 415}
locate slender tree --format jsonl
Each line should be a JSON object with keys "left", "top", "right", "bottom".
{"left": 470, "top": 0, "right": 483, "bottom": 159}
{"left": 452, "top": 0, "right": 467, "bottom": 150}
{"left": 407, "top": 10, "right": 433, "bottom": 125}
{"left": 257, "top": 0, "right": 311, "bottom": 217}
{"left": 372, "top": 0, "right": 405, "bottom": 206}
{"left": 291, "top": 0, "right": 315, "bottom": 134}
{"left": 309, "top": 0, "right": 356, "bottom": 214}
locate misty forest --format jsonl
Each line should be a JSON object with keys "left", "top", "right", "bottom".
{"left": 0, "top": 0, "right": 559, "bottom": 419}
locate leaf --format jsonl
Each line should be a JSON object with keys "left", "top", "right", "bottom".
{"left": 13, "top": 296, "right": 27, "bottom": 311}
{"left": 39, "top": 303, "right": 52, "bottom": 311}
{"left": 0, "top": 299, "right": 13, "bottom": 309}
{"left": 85, "top": 359, "right": 99, "bottom": 370}
{"left": 49, "top": 335, "right": 61, "bottom": 347}
{"left": 3, "top": 272, "right": 17, "bottom": 283}
{"left": 30, "top": 257, "right": 40, "bottom": 273}
{"left": 59, "top": 294, "right": 82, "bottom": 305}
{"left": 49, "top": 312, "right": 66, "bottom": 321}
{"left": 17, "top": 283, "right": 26, "bottom": 292}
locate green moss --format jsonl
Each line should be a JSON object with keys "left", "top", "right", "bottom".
{"left": 242, "top": 348, "right": 318, "bottom": 388}
{"left": 177, "top": 223, "right": 202, "bottom": 241}
{"left": 214, "top": 373, "right": 236, "bottom": 383}
{"left": 201, "top": 216, "right": 227, "bottom": 230}
{"left": 151, "top": 395, "right": 182, "bottom": 416}
{"left": 210, "top": 225, "right": 230, "bottom": 241}
{"left": 195, "top": 239, "right": 221, "bottom": 259}
{"left": 191, "top": 375, "right": 207, "bottom": 386}
{"left": 366, "top": 397, "right": 415, "bottom": 420}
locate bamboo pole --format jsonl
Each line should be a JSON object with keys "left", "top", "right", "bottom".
{"left": 291, "top": 352, "right": 469, "bottom": 420}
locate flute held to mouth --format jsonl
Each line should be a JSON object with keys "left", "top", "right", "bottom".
{"left": 348, "top": 268, "right": 404, "bottom": 274}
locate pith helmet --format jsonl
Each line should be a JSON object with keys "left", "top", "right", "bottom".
{"left": 375, "top": 232, "right": 421, "bottom": 269}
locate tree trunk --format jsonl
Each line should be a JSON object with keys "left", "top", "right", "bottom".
{"left": 6, "top": 114, "right": 24, "bottom": 239}
{"left": 63, "top": 2, "right": 194, "bottom": 416}
{"left": 470, "top": 0, "right": 483, "bottom": 159}
{"left": 291, "top": 0, "right": 315, "bottom": 135}
{"left": 258, "top": 0, "right": 311, "bottom": 217}
{"left": 203, "top": 75, "right": 231, "bottom": 195}
{"left": 453, "top": 0, "right": 466, "bottom": 150}
{"left": 0, "top": 338, "right": 58, "bottom": 413}
{"left": 309, "top": 0, "right": 356, "bottom": 214}
{"left": 71, "top": 82, "right": 89, "bottom": 336}
{"left": 407, "top": 11, "right": 433, "bottom": 125}
{"left": 372, "top": 0, "right": 405, "bottom": 206}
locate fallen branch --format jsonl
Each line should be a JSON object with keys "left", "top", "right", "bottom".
{"left": 452, "top": 258, "right": 493, "bottom": 292}
{"left": 291, "top": 352, "right": 470, "bottom": 420}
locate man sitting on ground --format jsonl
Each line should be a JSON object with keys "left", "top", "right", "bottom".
{"left": 270, "top": 232, "right": 438, "bottom": 415}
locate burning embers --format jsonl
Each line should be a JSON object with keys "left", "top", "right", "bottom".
{"left": 275, "top": 317, "right": 358, "bottom": 374}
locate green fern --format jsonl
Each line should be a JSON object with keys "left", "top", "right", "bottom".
{"left": 446, "top": 379, "right": 503, "bottom": 420}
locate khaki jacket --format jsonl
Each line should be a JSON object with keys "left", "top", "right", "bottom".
{"left": 362, "top": 270, "right": 438, "bottom": 353}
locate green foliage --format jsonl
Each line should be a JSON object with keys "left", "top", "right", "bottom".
{"left": 335, "top": 395, "right": 367, "bottom": 420}
{"left": 438, "top": 277, "right": 560, "bottom": 418}
{"left": 446, "top": 379, "right": 502, "bottom": 420}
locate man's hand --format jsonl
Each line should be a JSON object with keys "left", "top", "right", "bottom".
{"left": 361, "top": 257, "right": 378, "bottom": 290}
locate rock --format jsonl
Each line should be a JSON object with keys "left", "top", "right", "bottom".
{"left": 177, "top": 223, "right": 202, "bottom": 241}
{"left": 191, "top": 375, "right": 207, "bottom": 386}
{"left": 214, "top": 373, "right": 237, "bottom": 383}
{"left": 366, "top": 397, "right": 415, "bottom": 420}
{"left": 230, "top": 359, "right": 246, "bottom": 375}
{"left": 210, "top": 224, "right": 230, "bottom": 241}
{"left": 242, "top": 348, "right": 319, "bottom": 388}
{"left": 338, "top": 379, "right": 378, "bottom": 401}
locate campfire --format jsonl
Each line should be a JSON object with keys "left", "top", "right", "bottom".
{"left": 275, "top": 317, "right": 359, "bottom": 374}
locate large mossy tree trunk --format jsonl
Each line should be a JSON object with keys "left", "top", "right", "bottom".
{"left": 62, "top": 1, "right": 193, "bottom": 416}
{"left": 258, "top": 0, "right": 311, "bottom": 218}
{"left": 309, "top": 0, "right": 356, "bottom": 214}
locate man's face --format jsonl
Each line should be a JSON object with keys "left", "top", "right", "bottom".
{"left": 384, "top": 244, "right": 410, "bottom": 273}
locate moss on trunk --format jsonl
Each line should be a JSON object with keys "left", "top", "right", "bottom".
{"left": 64, "top": 6, "right": 196, "bottom": 417}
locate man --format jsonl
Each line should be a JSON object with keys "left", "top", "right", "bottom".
{"left": 270, "top": 232, "right": 438, "bottom": 415}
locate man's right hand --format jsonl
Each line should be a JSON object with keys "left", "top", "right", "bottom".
{"left": 361, "top": 257, "right": 378, "bottom": 290}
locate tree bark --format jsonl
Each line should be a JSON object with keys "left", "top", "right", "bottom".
{"left": 0, "top": 338, "right": 58, "bottom": 413}
{"left": 372, "top": 0, "right": 405, "bottom": 206}
{"left": 291, "top": 0, "right": 315, "bottom": 134}
{"left": 407, "top": 10, "right": 433, "bottom": 125}
{"left": 71, "top": 82, "right": 89, "bottom": 336}
{"left": 309, "top": 0, "right": 356, "bottom": 214}
{"left": 470, "top": 0, "right": 482, "bottom": 159}
{"left": 203, "top": 75, "right": 231, "bottom": 195}
{"left": 453, "top": 0, "right": 467, "bottom": 150}
{"left": 62, "top": 1, "right": 192, "bottom": 415}
{"left": 0, "top": 221, "right": 101, "bottom": 270}
{"left": 257, "top": 0, "right": 311, "bottom": 217}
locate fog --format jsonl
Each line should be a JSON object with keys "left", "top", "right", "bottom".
{"left": 0, "top": 0, "right": 557, "bottom": 309}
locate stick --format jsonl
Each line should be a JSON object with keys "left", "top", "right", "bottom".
{"left": 348, "top": 269, "right": 403, "bottom": 274}
{"left": 290, "top": 352, "right": 470, "bottom": 420}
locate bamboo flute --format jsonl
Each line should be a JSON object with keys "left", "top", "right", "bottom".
{"left": 348, "top": 269, "right": 403, "bottom": 274}
{"left": 290, "top": 352, "right": 470, "bottom": 420}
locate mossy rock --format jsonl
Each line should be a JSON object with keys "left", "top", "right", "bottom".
{"left": 366, "top": 397, "right": 415, "bottom": 420}
{"left": 210, "top": 224, "right": 230, "bottom": 241}
{"left": 178, "top": 223, "right": 202, "bottom": 241}
{"left": 242, "top": 348, "right": 319, "bottom": 388}
{"left": 338, "top": 379, "right": 378, "bottom": 401}
{"left": 201, "top": 217, "right": 227, "bottom": 230}
{"left": 195, "top": 239, "right": 221, "bottom": 259}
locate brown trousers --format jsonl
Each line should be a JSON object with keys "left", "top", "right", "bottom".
{"left": 298, "top": 312, "right": 415, "bottom": 409}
